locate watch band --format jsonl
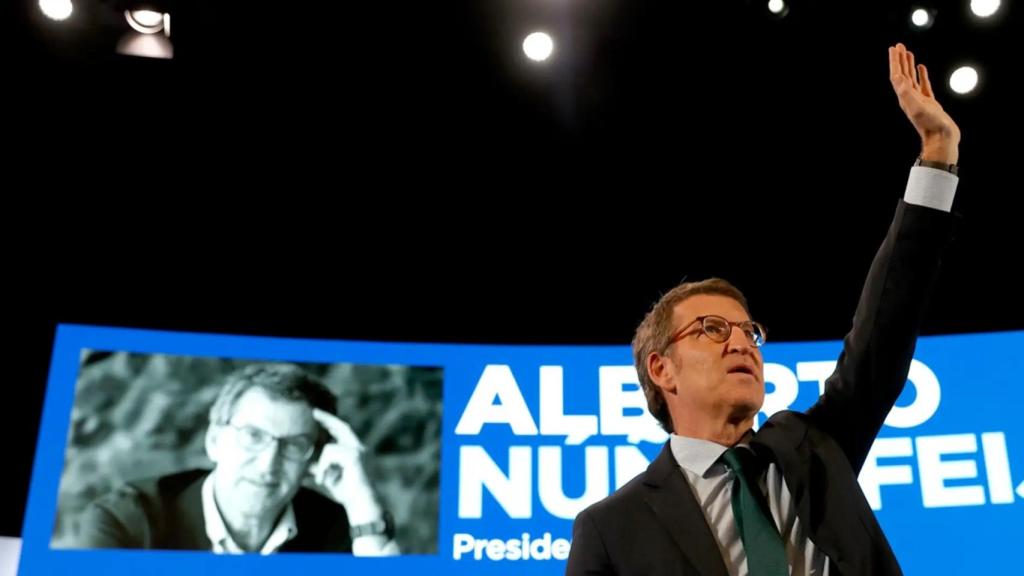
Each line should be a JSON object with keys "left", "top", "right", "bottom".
{"left": 915, "top": 156, "right": 958, "bottom": 176}
{"left": 350, "top": 511, "right": 395, "bottom": 539}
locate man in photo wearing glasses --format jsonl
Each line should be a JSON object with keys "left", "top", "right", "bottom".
{"left": 74, "top": 363, "right": 398, "bottom": 555}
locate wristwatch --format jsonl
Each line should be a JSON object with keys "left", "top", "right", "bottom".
{"left": 350, "top": 511, "right": 395, "bottom": 539}
{"left": 915, "top": 156, "right": 958, "bottom": 176}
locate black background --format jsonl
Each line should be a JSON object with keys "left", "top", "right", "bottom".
{"left": 3, "top": 0, "right": 1020, "bottom": 537}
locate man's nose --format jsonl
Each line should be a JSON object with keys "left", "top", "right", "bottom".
{"left": 726, "top": 325, "right": 756, "bottom": 355}
{"left": 252, "top": 439, "right": 284, "bottom": 471}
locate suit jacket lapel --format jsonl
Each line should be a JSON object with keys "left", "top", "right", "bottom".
{"left": 752, "top": 415, "right": 811, "bottom": 528}
{"left": 753, "top": 413, "right": 847, "bottom": 573}
{"left": 168, "top": 472, "right": 214, "bottom": 550}
{"left": 643, "top": 442, "right": 730, "bottom": 576}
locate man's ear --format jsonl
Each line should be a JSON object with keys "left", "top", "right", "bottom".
{"left": 648, "top": 352, "right": 677, "bottom": 395}
{"left": 205, "top": 423, "right": 223, "bottom": 463}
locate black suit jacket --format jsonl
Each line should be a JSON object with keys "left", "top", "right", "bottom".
{"left": 566, "top": 201, "right": 956, "bottom": 576}
{"left": 72, "top": 469, "right": 353, "bottom": 552}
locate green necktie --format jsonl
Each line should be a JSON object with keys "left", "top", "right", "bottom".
{"left": 721, "top": 447, "right": 789, "bottom": 576}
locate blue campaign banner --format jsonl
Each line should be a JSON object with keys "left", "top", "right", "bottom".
{"left": 19, "top": 324, "right": 1023, "bottom": 575}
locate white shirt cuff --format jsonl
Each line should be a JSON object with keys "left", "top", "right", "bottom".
{"left": 904, "top": 166, "right": 958, "bottom": 212}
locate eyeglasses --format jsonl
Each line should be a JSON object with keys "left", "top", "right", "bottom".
{"left": 667, "top": 315, "right": 767, "bottom": 349}
{"left": 226, "top": 423, "right": 315, "bottom": 461}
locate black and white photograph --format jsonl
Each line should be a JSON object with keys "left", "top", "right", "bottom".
{"left": 51, "top": 352, "right": 442, "bottom": 555}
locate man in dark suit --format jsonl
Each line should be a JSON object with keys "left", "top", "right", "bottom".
{"left": 566, "top": 43, "right": 961, "bottom": 576}
{"left": 73, "top": 363, "right": 398, "bottom": 555}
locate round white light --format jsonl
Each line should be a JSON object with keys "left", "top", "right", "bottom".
{"left": 949, "top": 66, "right": 979, "bottom": 95}
{"left": 523, "top": 32, "right": 554, "bottom": 62}
{"left": 39, "top": 0, "right": 73, "bottom": 21}
{"left": 768, "top": 0, "right": 786, "bottom": 15}
{"left": 970, "top": 0, "right": 1001, "bottom": 18}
